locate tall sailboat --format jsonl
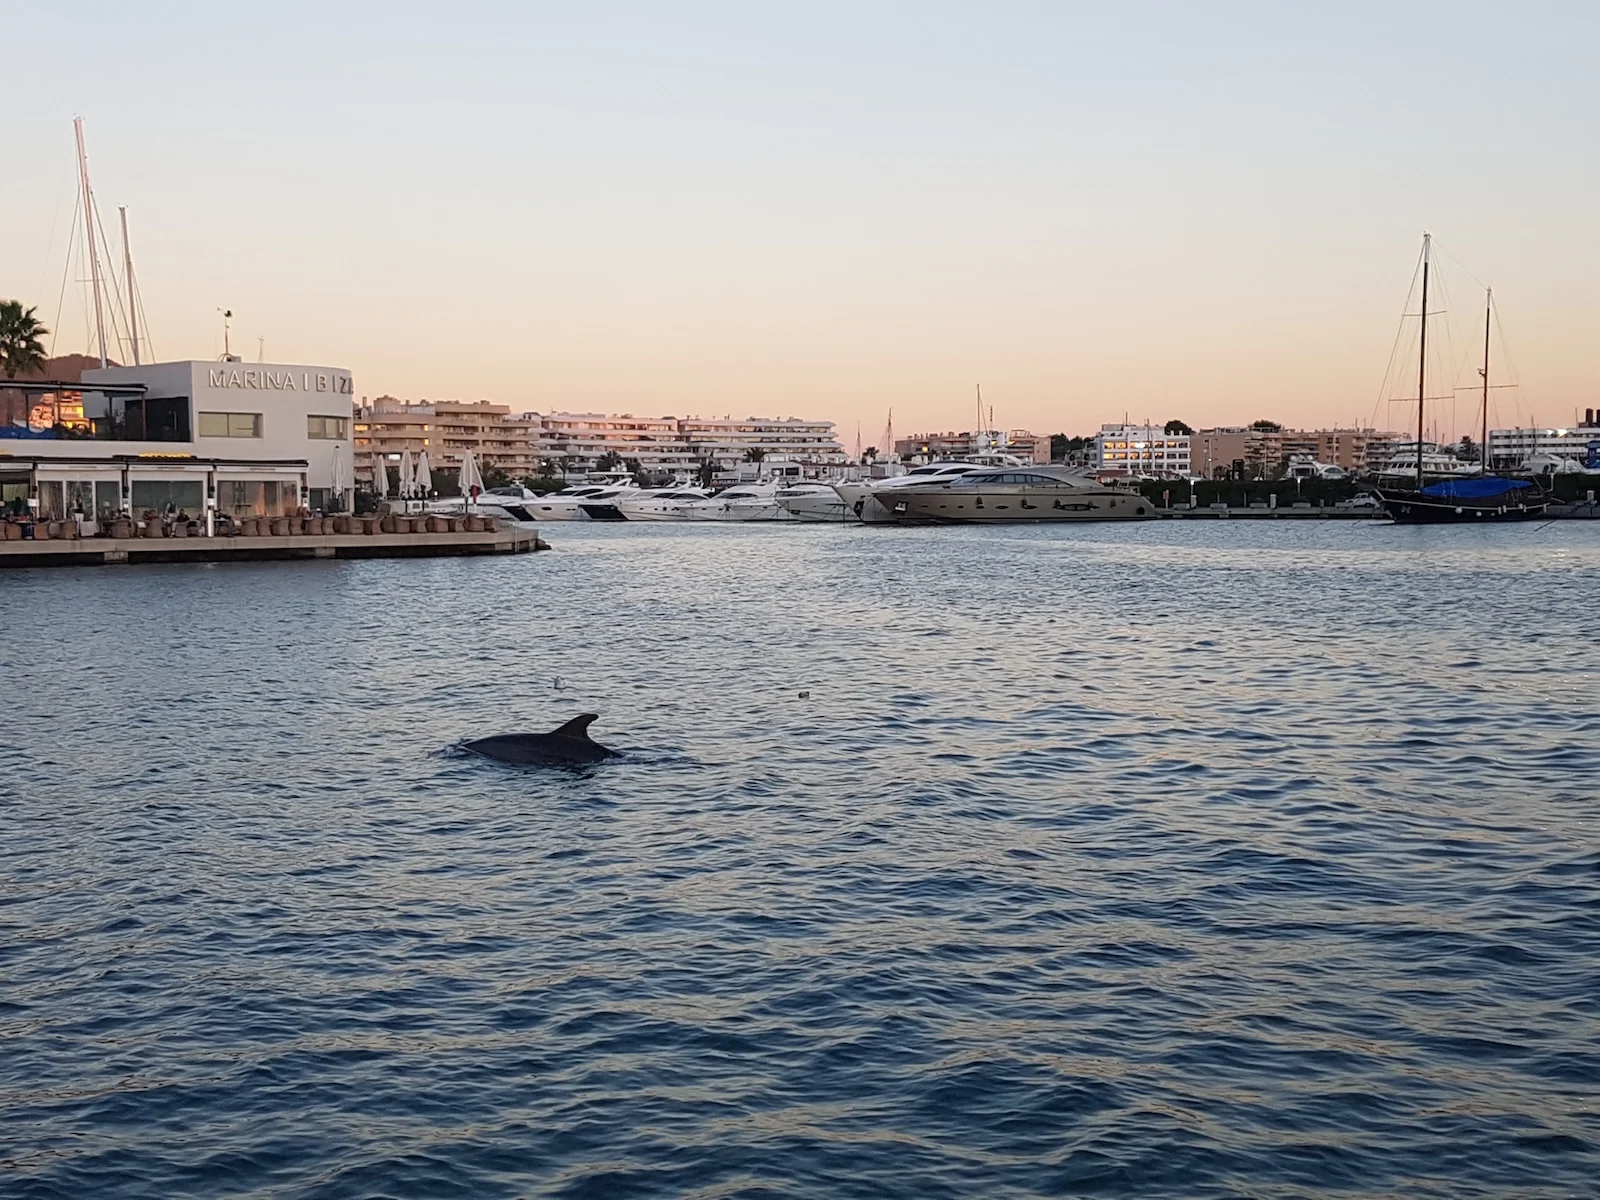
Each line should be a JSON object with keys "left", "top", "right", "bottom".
{"left": 1376, "top": 236, "right": 1548, "bottom": 523}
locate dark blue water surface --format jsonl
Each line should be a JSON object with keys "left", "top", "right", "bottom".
{"left": 3, "top": 520, "right": 1598, "bottom": 1198}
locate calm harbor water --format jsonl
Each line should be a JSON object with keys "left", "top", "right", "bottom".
{"left": 3, "top": 520, "right": 1598, "bottom": 1198}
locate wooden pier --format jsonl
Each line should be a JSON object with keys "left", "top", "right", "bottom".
{"left": 0, "top": 526, "right": 545, "bottom": 568}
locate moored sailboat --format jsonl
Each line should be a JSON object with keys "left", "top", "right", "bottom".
{"left": 1375, "top": 236, "right": 1549, "bottom": 523}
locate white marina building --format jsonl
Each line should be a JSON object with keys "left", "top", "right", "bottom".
{"left": 0, "top": 359, "right": 355, "bottom": 527}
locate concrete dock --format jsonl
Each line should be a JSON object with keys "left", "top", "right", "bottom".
{"left": 0, "top": 527, "right": 545, "bottom": 568}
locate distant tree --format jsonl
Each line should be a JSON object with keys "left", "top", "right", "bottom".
{"left": 744, "top": 446, "right": 767, "bottom": 463}
{"left": 1164, "top": 419, "right": 1194, "bottom": 435}
{"left": 697, "top": 456, "right": 718, "bottom": 489}
{"left": 482, "top": 466, "right": 514, "bottom": 490}
{"left": 862, "top": 446, "right": 879, "bottom": 464}
{"left": 596, "top": 450, "right": 624, "bottom": 472}
{"left": 0, "top": 300, "right": 48, "bottom": 378}
{"left": 1456, "top": 436, "right": 1479, "bottom": 462}
{"left": 1250, "top": 419, "right": 1283, "bottom": 433}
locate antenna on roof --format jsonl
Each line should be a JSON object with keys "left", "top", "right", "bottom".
{"left": 217, "top": 308, "right": 233, "bottom": 360}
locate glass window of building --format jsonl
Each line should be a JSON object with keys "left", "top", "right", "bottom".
{"left": 307, "top": 415, "right": 350, "bottom": 439}
{"left": 198, "top": 412, "right": 263, "bottom": 438}
{"left": 131, "top": 480, "right": 204, "bottom": 513}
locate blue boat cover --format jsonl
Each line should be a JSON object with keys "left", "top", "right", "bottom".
{"left": 1417, "top": 477, "right": 1532, "bottom": 499}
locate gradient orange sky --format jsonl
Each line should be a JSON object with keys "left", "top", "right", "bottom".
{"left": 8, "top": 2, "right": 1598, "bottom": 443}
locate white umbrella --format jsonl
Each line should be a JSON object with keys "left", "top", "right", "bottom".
{"left": 414, "top": 450, "right": 433, "bottom": 498}
{"left": 330, "top": 446, "right": 346, "bottom": 512}
{"left": 459, "top": 450, "right": 485, "bottom": 510}
{"left": 398, "top": 449, "right": 415, "bottom": 500}
{"left": 372, "top": 453, "right": 388, "bottom": 500}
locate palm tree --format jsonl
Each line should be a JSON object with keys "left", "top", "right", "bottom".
{"left": 743, "top": 446, "right": 766, "bottom": 464}
{"left": 0, "top": 300, "right": 48, "bottom": 429}
{"left": 596, "top": 449, "right": 624, "bottom": 472}
{"left": 0, "top": 300, "right": 48, "bottom": 378}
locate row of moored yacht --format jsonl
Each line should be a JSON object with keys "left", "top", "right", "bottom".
{"left": 451, "top": 463, "right": 1153, "bottom": 526}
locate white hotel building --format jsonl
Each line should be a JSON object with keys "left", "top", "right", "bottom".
{"left": 0, "top": 359, "right": 354, "bottom": 525}
{"left": 1093, "top": 424, "right": 1193, "bottom": 477}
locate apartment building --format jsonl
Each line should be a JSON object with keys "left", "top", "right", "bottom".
{"left": 893, "top": 429, "right": 1051, "bottom": 464}
{"left": 353, "top": 400, "right": 846, "bottom": 485}
{"left": 1093, "top": 424, "right": 1192, "bottom": 476}
{"left": 1192, "top": 426, "right": 1404, "bottom": 478}
{"left": 354, "top": 398, "right": 543, "bottom": 484}
{"left": 1488, "top": 416, "right": 1600, "bottom": 471}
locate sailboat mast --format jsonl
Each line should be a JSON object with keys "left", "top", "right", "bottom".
{"left": 74, "top": 117, "right": 109, "bottom": 369}
{"left": 1416, "top": 233, "right": 1430, "bottom": 488}
{"left": 119, "top": 206, "right": 140, "bottom": 366}
{"left": 1480, "top": 288, "right": 1491, "bottom": 472}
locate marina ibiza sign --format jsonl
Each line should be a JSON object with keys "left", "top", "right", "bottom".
{"left": 207, "top": 368, "right": 353, "bottom": 395}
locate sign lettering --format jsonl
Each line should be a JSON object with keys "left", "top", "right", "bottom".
{"left": 209, "top": 368, "right": 352, "bottom": 394}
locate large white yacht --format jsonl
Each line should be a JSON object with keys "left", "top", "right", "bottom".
{"left": 882, "top": 465, "right": 1154, "bottom": 523}
{"left": 521, "top": 484, "right": 612, "bottom": 521}
{"left": 684, "top": 481, "right": 782, "bottom": 521}
{"left": 775, "top": 481, "right": 852, "bottom": 522}
{"left": 615, "top": 487, "right": 713, "bottom": 521}
{"left": 576, "top": 485, "right": 646, "bottom": 521}
{"left": 834, "top": 462, "right": 996, "bottom": 524}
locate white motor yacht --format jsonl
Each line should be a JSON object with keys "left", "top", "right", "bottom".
{"left": 834, "top": 462, "right": 994, "bottom": 524}
{"left": 775, "top": 481, "right": 852, "bottom": 522}
{"left": 684, "top": 482, "right": 782, "bottom": 521}
{"left": 883, "top": 466, "right": 1155, "bottom": 523}
{"left": 576, "top": 485, "right": 644, "bottom": 521}
{"left": 616, "top": 487, "right": 713, "bottom": 521}
{"left": 521, "top": 484, "right": 613, "bottom": 521}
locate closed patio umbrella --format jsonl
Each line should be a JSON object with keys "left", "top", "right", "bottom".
{"left": 415, "top": 450, "right": 433, "bottom": 499}
{"left": 372, "top": 453, "right": 388, "bottom": 501}
{"left": 329, "top": 446, "right": 346, "bottom": 512}
{"left": 398, "top": 449, "right": 415, "bottom": 500}
{"left": 459, "top": 451, "right": 485, "bottom": 510}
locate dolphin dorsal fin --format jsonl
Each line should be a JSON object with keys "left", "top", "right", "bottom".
{"left": 550, "top": 713, "right": 599, "bottom": 740}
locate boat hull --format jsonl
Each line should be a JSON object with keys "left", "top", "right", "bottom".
{"left": 1376, "top": 489, "right": 1550, "bottom": 523}
{"left": 885, "top": 488, "right": 1154, "bottom": 523}
{"left": 778, "top": 493, "right": 852, "bottom": 522}
{"left": 832, "top": 482, "right": 894, "bottom": 523}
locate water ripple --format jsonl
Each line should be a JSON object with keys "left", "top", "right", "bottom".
{"left": 2, "top": 521, "right": 1598, "bottom": 1197}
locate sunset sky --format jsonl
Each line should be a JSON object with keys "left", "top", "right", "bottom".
{"left": 8, "top": 2, "right": 1599, "bottom": 443}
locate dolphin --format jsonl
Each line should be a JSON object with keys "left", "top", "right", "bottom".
{"left": 461, "top": 714, "right": 621, "bottom": 766}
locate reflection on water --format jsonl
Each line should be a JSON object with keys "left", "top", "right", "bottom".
{"left": 3, "top": 521, "right": 1598, "bottom": 1198}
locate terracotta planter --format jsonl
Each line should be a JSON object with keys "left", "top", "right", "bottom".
{"left": 365, "top": 518, "right": 381, "bottom": 535}
{"left": 380, "top": 517, "right": 397, "bottom": 533}
{"left": 271, "top": 518, "right": 290, "bottom": 536}
{"left": 144, "top": 519, "right": 165, "bottom": 538}
{"left": 170, "top": 522, "right": 188, "bottom": 539}
{"left": 3, "top": 523, "right": 21, "bottom": 541}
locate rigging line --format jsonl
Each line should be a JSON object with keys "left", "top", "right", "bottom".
{"left": 34, "top": 151, "right": 77, "bottom": 320}
{"left": 48, "top": 185, "right": 84, "bottom": 363}
{"left": 1433, "top": 240, "right": 1490, "bottom": 293}
{"left": 1371, "top": 239, "right": 1428, "bottom": 429}
{"left": 91, "top": 200, "right": 133, "bottom": 361}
